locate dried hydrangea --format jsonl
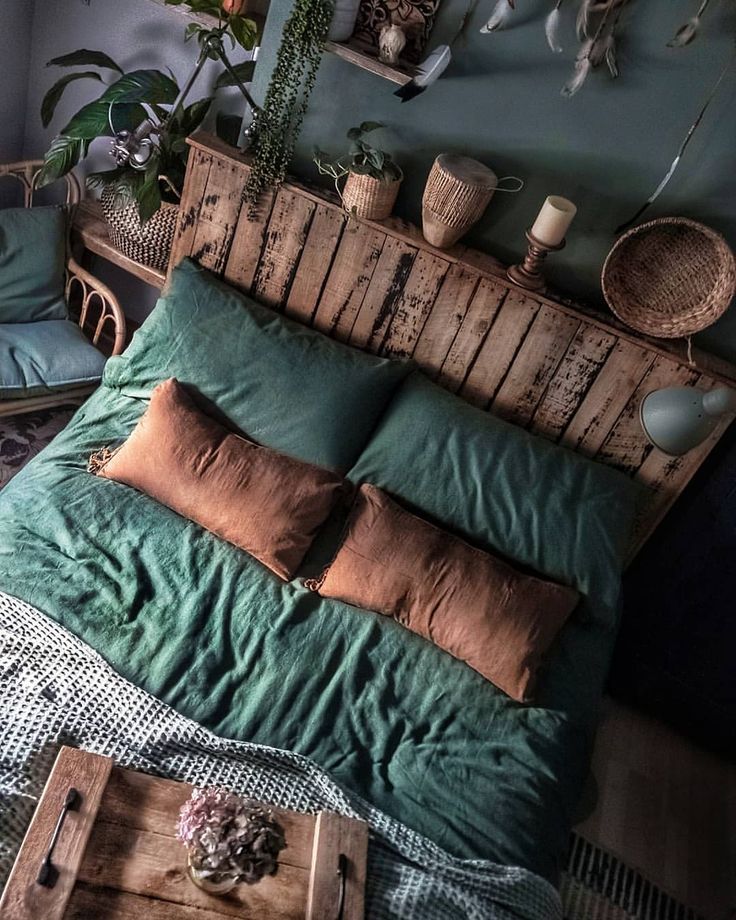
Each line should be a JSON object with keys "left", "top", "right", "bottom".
{"left": 177, "top": 786, "right": 286, "bottom": 884}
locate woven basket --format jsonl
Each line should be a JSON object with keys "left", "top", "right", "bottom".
{"left": 342, "top": 170, "right": 401, "bottom": 221}
{"left": 422, "top": 155, "right": 497, "bottom": 248}
{"left": 100, "top": 186, "right": 179, "bottom": 272}
{"left": 602, "top": 217, "right": 736, "bottom": 338}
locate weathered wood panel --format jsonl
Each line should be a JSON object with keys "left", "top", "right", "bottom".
{"left": 166, "top": 135, "right": 736, "bottom": 557}
{"left": 492, "top": 305, "right": 580, "bottom": 427}
{"left": 253, "top": 188, "right": 315, "bottom": 309}
{"left": 285, "top": 204, "right": 344, "bottom": 324}
{"left": 189, "top": 157, "right": 245, "bottom": 275}
{"left": 311, "top": 222, "right": 385, "bottom": 339}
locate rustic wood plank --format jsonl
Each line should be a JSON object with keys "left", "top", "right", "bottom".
{"left": 223, "top": 185, "right": 277, "bottom": 293}
{"left": 0, "top": 747, "right": 112, "bottom": 920}
{"left": 285, "top": 204, "right": 345, "bottom": 324}
{"left": 189, "top": 157, "right": 244, "bottom": 275}
{"left": 167, "top": 147, "right": 213, "bottom": 278}
{"left": 79, "top": 820, "right": 308, "bottom": 919}
{"left": 460, "top": 288, "right": 540, "bottom": 408}
{"left": 596, "top": 356, "right": 699, "bottom": 475}
{"left": 306, "top": 812, "right": 369, "bottom": 920}
{"left": 311, "top": 222, "right": 385, "bottom": 340}
{"left": 99, "top": 767, "right": 314, "bottom": 871}
{"left": 436, "top": 278, "right": 508, "bottom": 392}
{"left": 67, "top": 882, "right": 231, "bottom": 920}
{"left": 492, "top": 304, "right": 580, "bottom": 426}
{"left": 530, "top": 323, "right": 617, "bottom": 441}
{"left": 324, "top": 39, "right": 414, "bottom": 85}
{"left": 560, "top": 340, "right": 655, "bottom": 457}
{"left": 349, "top": 236, "right": 417, "bottom": 350}
{"left": 411, "top": 263, "right": 480, "bottom": 376}
{"left": 253, "top": 187, "right": 316, "bottom": 310}
{"left": 380, "top": 249, "right": 450, "bottom": 357}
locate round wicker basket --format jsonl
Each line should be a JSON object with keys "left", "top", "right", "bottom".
{"left": 342, "top": 170, "right": 402, "bottom": 221}
{"left": 100, "top": 186, "right": 179, "bottom": 272}
{"left": 602, "top": 217, "right": 736, "bottom": 338}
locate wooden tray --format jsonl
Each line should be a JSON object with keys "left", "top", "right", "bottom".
{"left": 0, "top": 746, "right": 368, "bottom": 920}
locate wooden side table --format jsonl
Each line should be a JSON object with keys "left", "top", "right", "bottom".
{"left": 0, "top": 746, "right": 368, "bottom": 920}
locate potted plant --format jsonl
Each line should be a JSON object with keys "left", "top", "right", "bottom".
{"left": 37, "top": 1, "right": 257, "bottom": 270}
{"left": 313, "top": 122, "right": 403, "bottom": 221}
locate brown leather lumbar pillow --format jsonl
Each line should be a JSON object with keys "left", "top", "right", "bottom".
{"left": 96, "top": 378, "right": 344, "bottom": 581}
{"left": 308, "top": 483, "right": 579, "bottom": 701}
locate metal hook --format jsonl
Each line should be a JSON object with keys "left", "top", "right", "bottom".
{"left": 336, "top": 853, "right": 348, "bottom": 920}
{"left": 37, "top": 787, "right": 81, "bottom": 888}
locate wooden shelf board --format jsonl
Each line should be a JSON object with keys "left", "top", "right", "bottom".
{"left": 73, "top": 200, "right": 167, "bottom": 289}
{"left": 325, "top": 40, "right": 414, "bottom": 86}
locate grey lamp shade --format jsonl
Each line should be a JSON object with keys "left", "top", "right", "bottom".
{"left": 640, "top": 386, "right": 736, "bottom": 456}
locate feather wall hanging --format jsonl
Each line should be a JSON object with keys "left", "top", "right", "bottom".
{"left": 479, "top": 0, "right": 515, "bottom": 34}
{"left": 394, "top": 44, "right": 453, "bottom": 101}
{"left": 545, "top": 0, "right": 565, "bottom": 53}
{"left": 668, "top": 0, "right": 712, "bottom": 48}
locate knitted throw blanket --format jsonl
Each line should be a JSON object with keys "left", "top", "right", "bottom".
{"left": 0, "top": 591, "right": 562, "bottom": 919}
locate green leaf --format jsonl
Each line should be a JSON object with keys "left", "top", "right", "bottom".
{"left": 176, "top": 98, "right": 212, "bottom": 135}
{"left": 36, "top": 136, "right": 86, "bottom": 187}
{"left": 47, "top": 49, "right": 123, "bottom": 74}
{"left": 229, "top": 16, "right": 258, "bottom": 51}
{"left": 61, "top": 101, "right": 147, "bottom": 138}
{"left": 216, "top": 112, "right": 242, "bottom": 147}
{"left": 359, "top": 121, "right": 384, "bottom": 134}
{"left": 214, "top": 60, "right": 256, "bottom": 89}
{"left": 41, "top": 71, "right": 103, "bottom": 127}
{"left": 136, "top": 173, "right": 163, "bottom": 225}
{"left": 99, "top": 70, "right": 180, "bottom": 106}
{"left": 346, "top": 127, "right": 361, "bottom": 141}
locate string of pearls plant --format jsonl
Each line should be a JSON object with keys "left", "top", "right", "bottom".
{"left": 243, "top": 0, "right": 334, "bottom": 215}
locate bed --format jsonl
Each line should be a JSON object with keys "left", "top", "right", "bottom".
{"left": 1, "top": 134, "right": 734, "bottom": 916}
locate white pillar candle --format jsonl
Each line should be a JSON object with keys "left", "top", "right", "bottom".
{"left": 530, "top": 196, "right": 577, "bottom": 247}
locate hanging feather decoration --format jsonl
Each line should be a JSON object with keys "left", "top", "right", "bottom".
{"left": 603, "top": 33, "right": 618, "bottom": 76}
{"left": 480, "top": 0, "right": 514, "bottom": 34}
{"left": 561, "top": 39, "right": 593, "bottom": 96}
{"left": 668, "top": 0, "right": 711, "bottom": 48}
{"left": 394, "top": 45, "right": 452, "bottom": 102}
{"left": 545, "top": 0, "right": 564, "bottom": 53}
{"left": 576, "top": 0, "right": 592, "bottom": 39}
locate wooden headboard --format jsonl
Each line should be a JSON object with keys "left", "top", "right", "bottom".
{"left": 168, "top": 134, "right": 736, "bottom": 556}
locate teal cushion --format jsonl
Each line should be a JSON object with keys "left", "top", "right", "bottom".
{"left": 0, "top": 206, "right": 68, "bottom": 323}
{"left": 103, "top": 258, "right": 412, "bottom": 471}
{"left": 348, "top": 370, "right": 641, "bottom": 617}
{"left": 0, "top": 320, "right": 106, "bottom": 398}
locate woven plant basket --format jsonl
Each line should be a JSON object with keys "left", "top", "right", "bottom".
{"left": 100, "top": 186, "right": 179, "bottom": 272}
{"left": 342, "top": 170, "right": 402, "bottom": 221}
{"left": 602, "top": 217, "right": 736, "bottom": 338}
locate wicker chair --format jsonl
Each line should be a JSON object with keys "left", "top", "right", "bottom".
{"left": 0, "top": 160, "right": 126, "bottom": 418}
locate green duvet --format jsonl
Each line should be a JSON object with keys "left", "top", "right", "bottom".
{"left": 0, "top": 265, "right": 636, "bottom": 885}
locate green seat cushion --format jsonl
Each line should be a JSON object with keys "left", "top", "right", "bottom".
{"left": 0, "top": 206, "right": 68, "bottom": 323}
{"left": 0, "top": 320, "right": 106, "bottom": 398}
{"left": 103, "top": 258, "right": 412, "bottom": 471}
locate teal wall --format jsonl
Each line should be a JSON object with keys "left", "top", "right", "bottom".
{"left": 253, "top": 0, "right": 736, "bottom": 363}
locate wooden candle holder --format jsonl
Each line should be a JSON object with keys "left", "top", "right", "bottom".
{"left": 507, "top": 230, "right": 566, "bottom": 292}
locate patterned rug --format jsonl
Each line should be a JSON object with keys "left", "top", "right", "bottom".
{"left": 0, "top": 409, "right": 709, "bottom": 920}
{"left": 0, "top": 406, "right": 75, "bottom": 488}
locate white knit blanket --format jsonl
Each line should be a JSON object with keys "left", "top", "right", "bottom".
{"left": 0, "top": 590, "right": 562, "bottom": 919}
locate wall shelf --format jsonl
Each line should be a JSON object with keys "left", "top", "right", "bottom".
{"left": 144, "top": 0, "right": 268, "bottom": 40}
{"left": 73, "top": 200, "right": 166, "bottom": 289}
{"left": 325, "top": 40, "right": 414, "bottom": 86}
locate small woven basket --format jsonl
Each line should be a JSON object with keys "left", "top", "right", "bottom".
{"left": 421, "top": 155, "right": 498, "bottom": 249}
{"left": 602, "top": 217, "right": 736, "bottom": 338}
{"left": 100, "top": 186, "right": 179, "bottom": 272}
{"left": 342, "top": 170, "right": 401, "bottom": 221}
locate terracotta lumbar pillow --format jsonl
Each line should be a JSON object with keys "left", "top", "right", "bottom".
{"left": 308, "top": 484, "right": 579, "bottom": 702}
{"left": 95, "top": 378, "right": 344, "bottom": 581}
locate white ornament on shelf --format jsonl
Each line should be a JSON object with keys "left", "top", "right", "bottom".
{"left": 378, "top": 23, "right": 407, "bottom": 65}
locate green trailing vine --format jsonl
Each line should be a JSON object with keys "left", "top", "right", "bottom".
{"left": 243, "top": 0, "right": 334, "bottom": 215}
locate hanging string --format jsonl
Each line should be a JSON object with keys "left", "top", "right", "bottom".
{"left": 615, "top": 47, "right": 736, "bottom": 234}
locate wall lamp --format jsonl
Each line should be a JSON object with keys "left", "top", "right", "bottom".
{"left": 640, "top": 386, "right": 736, "bottom": 456}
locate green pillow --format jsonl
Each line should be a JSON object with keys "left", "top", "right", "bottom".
{"left": 348, "top": 370, "right": 641, "bottom": 615}
{"left": 103, "top": 258, "right": 412, "bottom": 471}
{"left": 0, "top": 206, "right": 68, "bottom": 323}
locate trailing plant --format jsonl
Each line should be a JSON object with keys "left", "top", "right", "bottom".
{"left": 242, "top": 0, "right": 334, "bottom": 214}
{"left": 38, "top": 1, "right": 257, "bottom": 222}
{"left": 313, "top": 122, "right": 402, "bottom": 197}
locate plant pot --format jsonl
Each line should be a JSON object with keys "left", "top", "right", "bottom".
{"left": 342, "top": 171, "right": 402, "bottom": 221}
{"left": 328, "top": 0, "right": 361, "bottom": 41}
{"left": 100, "top": 186, "right": 179, "bottom": 272}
